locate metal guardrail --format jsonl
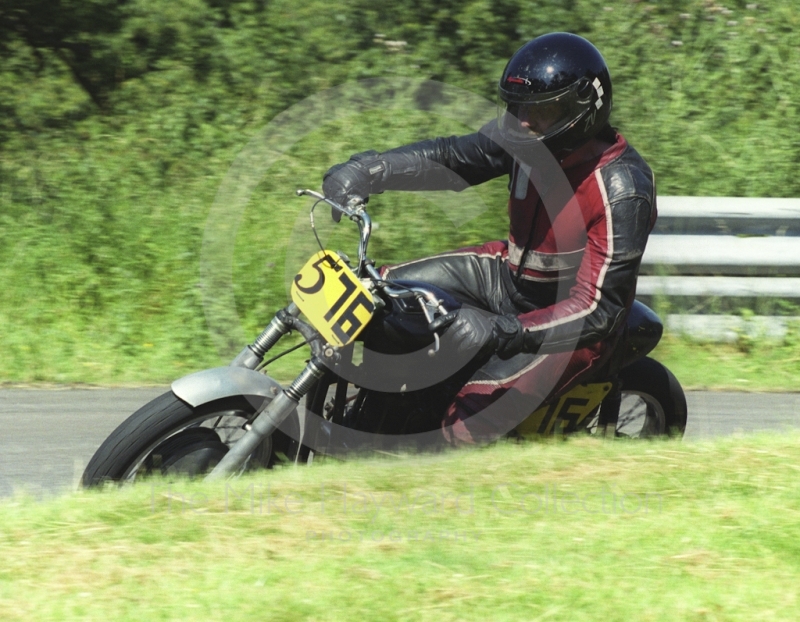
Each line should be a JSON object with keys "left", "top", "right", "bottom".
{"left": 640, "top": 196, "right": 800, "bottom": 294}
{"left": 637, "top": 276, "right": 800, "bottom": 298}
{"left": 637, "top": 196, "right": 800, "bottom": 339}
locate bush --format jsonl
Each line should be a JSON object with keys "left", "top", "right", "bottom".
{"left": 1, "top": 0, "right": 797, "bottom": 382}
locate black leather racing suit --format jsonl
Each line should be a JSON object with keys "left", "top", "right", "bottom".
{"left": 351, "top": 121, "right": 657, "bottom": 442}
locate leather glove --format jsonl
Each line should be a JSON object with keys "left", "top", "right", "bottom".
{"left": 429, "top": 307, "right": 526, "bottom": 361}
{"left": 323, "top": 150, "right": 386, "bottom": 222}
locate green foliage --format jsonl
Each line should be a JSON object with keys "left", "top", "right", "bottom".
{"left": 1, "top": 0, "right": 799, "bottom": 382}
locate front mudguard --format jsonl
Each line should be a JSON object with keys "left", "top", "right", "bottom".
{"left": 171, "top": 367, "right": 284, "bottom": 408}
{"left": 171, "top": 366, "right": 307, "bottom": 446}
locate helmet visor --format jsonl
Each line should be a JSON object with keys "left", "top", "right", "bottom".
{"left": 497, "top": 83, "right": 590, "bottom": 144}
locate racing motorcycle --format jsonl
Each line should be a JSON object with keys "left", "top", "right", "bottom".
{"left": 82, "top": 190, "right": 687, "bottom": 487}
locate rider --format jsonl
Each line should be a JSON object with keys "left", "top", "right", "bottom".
{"left": 322, "top": 32, "right": 657, "bottom": 443}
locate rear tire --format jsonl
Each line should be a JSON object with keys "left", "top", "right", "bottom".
{"left": 615, "top": 357, "right": 687, "bottom": 438}
{"left": 82, "top": 392, "right": 286, "bottom": 487}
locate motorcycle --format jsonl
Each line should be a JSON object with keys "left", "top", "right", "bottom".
{"left": 82, "top": 190, "right": 687, "bottom": 487}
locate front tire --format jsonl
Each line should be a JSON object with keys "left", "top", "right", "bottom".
{"left": 82, "top": 392, "right": 285, "bottom": 487}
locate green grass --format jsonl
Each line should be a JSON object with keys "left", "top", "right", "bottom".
{"left": 2, "top": 434, "right": 800, "bottom": 620}
{"left": 2, "top": 327, "right": 798, "bottom": 391}
{"left": 652, "top": 334, "right": 800, "bottom": 392}
{"left": 1, "top": 326, "right": 799, "bottom": 391}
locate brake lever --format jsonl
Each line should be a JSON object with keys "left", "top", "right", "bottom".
{"left": 295, "top": 188, "right": 355, "bottom": 222}
{"left": 331, "top": 197, "right": 365, "bottom": 223}
{"left": 346, "top": 196, "right": 366, "bottom": 213}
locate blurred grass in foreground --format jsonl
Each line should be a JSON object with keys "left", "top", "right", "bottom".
{"left": 2, "top": 433, "right": 800, "bottom": 620}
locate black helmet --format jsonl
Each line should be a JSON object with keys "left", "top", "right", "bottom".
{"left": 497, "top": 32, "right": 612, "bottom": 154}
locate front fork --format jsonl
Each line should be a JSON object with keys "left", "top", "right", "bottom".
{"left": 205, "top": 358, "right": 326, "bottom": 480}
{"left": 205, "top": 303, "right": 327, "bottom": 481}
{"left": 229, "top": 303, "right": 301, "bottom": 371}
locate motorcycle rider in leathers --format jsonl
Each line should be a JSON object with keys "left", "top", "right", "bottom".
{"left": 322, "top": 33, "right": 657, "bottom": 444}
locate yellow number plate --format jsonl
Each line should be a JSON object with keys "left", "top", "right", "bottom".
{"left": 515, "top": 383, "right": 613, "bottom": 438}
{"left": 290, "top": 251, "right": 375, "bottom": 347}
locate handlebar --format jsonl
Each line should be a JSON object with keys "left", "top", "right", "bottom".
{"left": 294, "top": 188, "right": 366, "bottom": 221}
{"left": 296, "top": 188, "right": 372, "bottom": 277}
{"left": 296, "top": 189, "right": 450, "bottom": 355}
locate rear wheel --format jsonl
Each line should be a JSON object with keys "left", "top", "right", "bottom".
{"left": 613, "top": 357, "right": 687, "bottom": 438}
{"left": 82, "top": 392, "right": 298, "bottom": 487}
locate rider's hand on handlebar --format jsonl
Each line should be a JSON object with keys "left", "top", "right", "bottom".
{"left": 429, "top": 307, "right": 526, "bottom": 360}
{"left": 323, "top": 150, "right": 385, "bottom": 222}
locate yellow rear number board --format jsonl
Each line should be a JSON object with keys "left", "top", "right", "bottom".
{"left": 291, "top": 251, "right": 375, "bottom": 347}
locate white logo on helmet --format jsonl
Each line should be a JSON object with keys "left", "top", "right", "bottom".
{"left": 592, "top": 77, "right": 604, "bottom": 110}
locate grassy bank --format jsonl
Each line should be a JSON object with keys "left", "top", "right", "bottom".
{"left": 652, "top": 335, "right": 800, "bottom": 392}
{"left": 2, "top": 433, "right": 800, "bottom": 620}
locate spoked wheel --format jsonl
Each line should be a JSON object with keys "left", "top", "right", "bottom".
{"left": 143, "top": 428, "right": 243, "bottom": 478}
{"left": 82, "top": 392, "right": 289, "bottom": 487}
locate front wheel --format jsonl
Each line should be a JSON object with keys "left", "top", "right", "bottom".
{"left": 613, "top": 356, "right": 687, "bottom": 438}
{"left": 82, "top": 392, "right": 296, "bottom": 487}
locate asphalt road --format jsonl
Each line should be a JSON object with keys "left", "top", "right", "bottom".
{"left": 1, "top": 388, "right": 799, "bottom": 498}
